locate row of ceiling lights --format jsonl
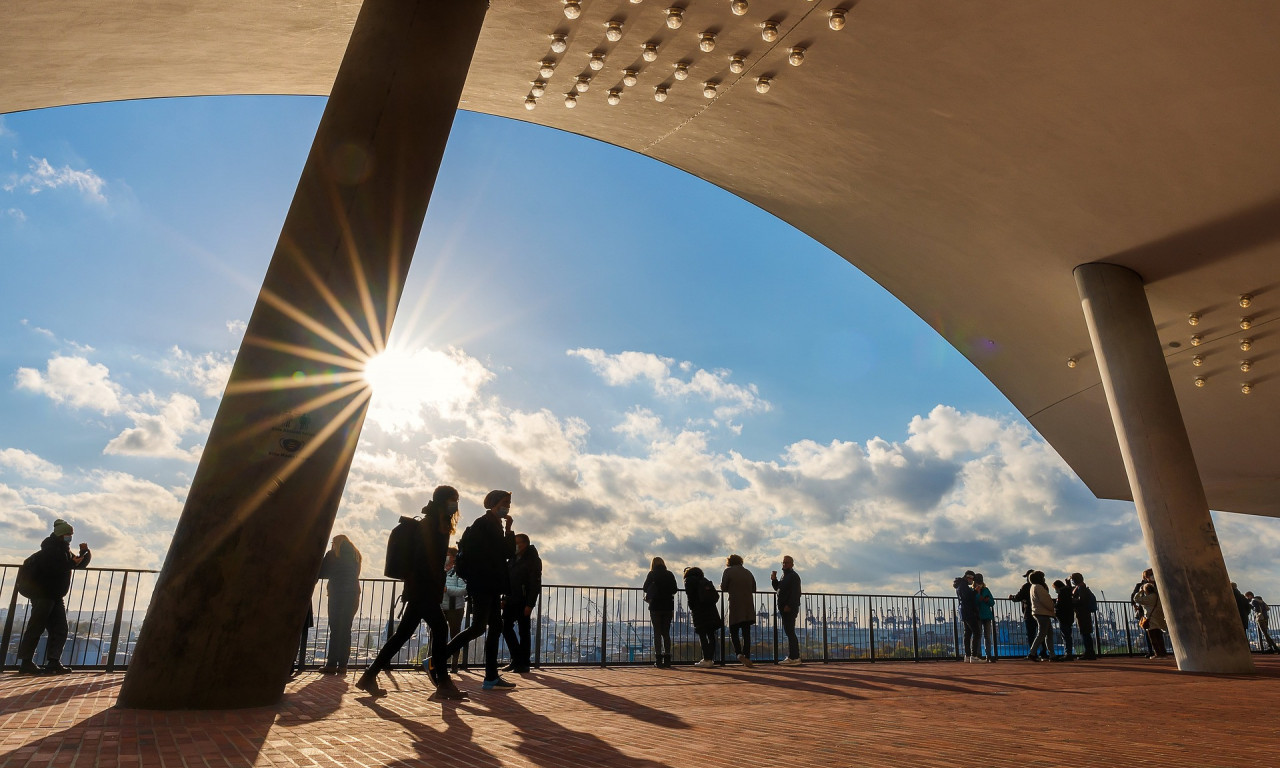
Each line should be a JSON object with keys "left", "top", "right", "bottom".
{"left": 525, "top": 2, "right": 847, "bottom": 110}
{"left": 1065, "top": 294, "right": 1260, "bottom": 393}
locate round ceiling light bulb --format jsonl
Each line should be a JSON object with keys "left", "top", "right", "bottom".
{"left": 1187, "top": 313, "right": 1200, "bottom": 326}
{"left": 622, "top": 69, "right": 638, "bottom": 87}
{"left": 828, "top": 8, "right": 847, "bottom": 30}
{"left": 576, "top": 75, "right": 591, "bottom": 92}
{"left": 589, "top": 52, "right": 606, "bottom": 70}
{"left": 1191, "top": 355, "right": 1204, "bottom": 367}
{"left": 1066, "top": 357, "right": 1077, "bottom": 369}
{"left": 673, "top": 62, "right": 690, "bottom": 80}
{"left": 1194, "top": 376, "right": 1206, "bottom": 388}
{"left": 524, "top": 96, "right": 537, "bottom": 110}
{"left": 730, "top": 0, "right": 749, "bottom": 15}
{"left": 703, "top": 81, "right": 718, "bottom": 98}
{"left": 563, "top": 0, "right": 582, "bottom": 19}
{"left": 1241, "top": 360, "right": 1253, "bottom": 372}
{"left": 607, "top": 89, "right": 621, "bottom": 105}
{"left": 1242, "top": 382, "right": 1253, "bottom": 394}
{"left": 761, "top": 20, "right": 779, "bottom": 42}
{"left": 530, "top": 80, "right": 547, "bottom": 97}
{"left": 1240, "top": 294, "right": 1253, "bottom": 308}
{"left": 564, "top": 93, "right": 577, "bottom": 108}
{"left": 539, "top": 60, "right": 556, "bottom": 78}
{"left": 665, "top": 7, "right": 684, "bottom": 29}
{"left": 1241, "top": 317, "right": 1253, "bottom": 330}
{"left": 654, "top": 86, "right": 668, "bottom": 102}
{"left": 605, "top": 21, "right": 624, "bottom": 42}
{"left": 755, "top": 75, "right": 771, "bottom": 93}
{"left": 550, "top": 34, "right": 568, "bottom": 54}
{"left": 729, "top": 54, "right": 746, "bottom": 74}
{"left": 642, "top": 42, "right": 659, "bottom": 62}
{"left": 1190, "top": 334, "right": 1203, "bottom": 346}
{"left": 699, "top": 32, "right": 717, "bottom": 52}
{"left": 1241, "top": 338, "right": 1253, "bottom": 351}
{"left": 788, "top": 46, "right": 806, "bottom": 66}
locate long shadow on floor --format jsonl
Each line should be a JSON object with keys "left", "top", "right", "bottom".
{"left": 503, "top": 694, "right": 675, "bottom": 768}
{"left": 0, "top": 674, "right": 122, "bottom": 717}
{"left": 524, "top": 670, "right": 690, "bottom": 730}
{"left": 362, "top": 694, "right": 507, "bottom": 768}
{"left": 794, "top": 663, "right": 1044, "bottom": 693}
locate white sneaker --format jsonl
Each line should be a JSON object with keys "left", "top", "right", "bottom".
{"left": 779, "top": 657, "right": 802, "bottom": 666}
{"left": 696, "top": 659, "right": 715, "bottom": 668}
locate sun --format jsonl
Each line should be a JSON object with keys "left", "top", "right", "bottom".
{"left": 359, "top": 344, "right": 492, "bottom": 432}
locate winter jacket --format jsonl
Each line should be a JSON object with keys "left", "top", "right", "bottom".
{"left": 318, "top": 549, "right": 361, "bottom": 614}
{"left": 954, "top": 578, "right": 979, "bottom": 622}
{"left": 1250, "top": 595, "right": 1270, "bottom": 619}
{"left": 684, "top": 568, "right": 722, "bottom": 633}
{"left": 1233, "top": 586, "right": 1252, "bottom": 627}
{"left": 399, "top": 511, "right": 450, "bottom": 604}
{"left": 1054, "top": 583, "right": 1075, "bottom": 622}
{"left": 771, "top": 568, "right": 802, "bottom": 616}
{"left": 507, "top": 544, "right": 543, "bottom": 611}
{"left": 976, "top": 586, "right": 995, "bottom": 621}
{"left": 441, "top": 567, "right": 467, "bottom": 611}
{"left": 1072, "top": 583, "right": 1098, "bottom": 616}
{"left": 1134, "top": 590, "right": 1166, "bottom": 631}
{"left": 29, "top": 534, "right": 90, "bottom": 599}
{"left": 1012, "top": 582, "right": 1034, "bottom": 618}
{"left": 458, "top": 512, "right": 516, "bottom": 596}
{"left": 1031, "top": 583, "right": 1056, "bottom": 617}
{"left": 643, "top": 566, "right": 679, "bottom": 612}
{"left": 720, "top": 564, "right": 758, "bottom": 626}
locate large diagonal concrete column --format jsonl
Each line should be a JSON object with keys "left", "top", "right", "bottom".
{"left": 118, "top": 0, "right": 490, "bottom": 708}
{"left": 1075, "top": 262, "right": 1253, "bottom": 673}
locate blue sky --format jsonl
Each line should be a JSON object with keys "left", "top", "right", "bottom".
{"left": 3, "top": 97, "right": 1278, "bottom": 600}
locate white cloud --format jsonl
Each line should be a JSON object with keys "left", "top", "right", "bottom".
{"left": 0, "top": 448, "right": 63, "bottom": 482}
{"left": 4, "top": 156, "right": 107, "bottom": 203}
{"left": 4, "top": 207, "right": 24, "bottom": 222}
{"left": 226, "top": 319, "right": 248, "bottom": 336}
{"left": 162, "top": 346, "right": 233, "bottom": 398}
{"left": 567, "top": 348, "right": 771, "bottom": 420}
{"left": 15, "top": 355, "right": 124, "bottom": 414}
{"left": 103, "top": 393, "right": 206, "bottom": 461}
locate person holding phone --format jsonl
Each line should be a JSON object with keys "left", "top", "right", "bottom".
{"left": 17, "top": 518, "right": 91, "bottom": 674}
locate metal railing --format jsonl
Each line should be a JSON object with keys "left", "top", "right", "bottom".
{"left": 4, "top": 566, "right": 1277, "bottom": 670}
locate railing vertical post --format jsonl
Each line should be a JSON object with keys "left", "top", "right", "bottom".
{"left": 719, "top": 592, "right": 727, "bottom": 665}
{"left": 0, "top": 583, "right": 18, "bottom": 670}
{"left": 821, "top": 595, "right": 829, "bottom": 663}
{"left": 1124, "top": 603, "right": 1134, "bottom": 656}
{"left": 951, "top": 601, "right": 960, "bottom": 660}
{"left": 106, "top": 571, "right": 129, "bottom": 672}
{"left": 772, "top": 593, "right": 779, "bottom": 664}
{"left": 534, "top": 586, "right": 542, "bottom": 669}
{"left": 600, "top": 588, "right": 608, "bottom": 668}
{"left": 911, "top": 598, "right": 921, "bottom": 661}
{"left": 865, "top": 596, "right": 875, "bottom": 660}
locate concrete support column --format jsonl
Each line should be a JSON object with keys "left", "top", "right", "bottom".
{"left": 1074, "top": 262, "right": 1253, "bottom": 673}
{"left": 118, "top": 0, "right": 490, "bottom": 708}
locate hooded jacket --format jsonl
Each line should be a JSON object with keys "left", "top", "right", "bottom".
{"left": 507, "top": 543, "right": 543, "bottom": 611}
{"left": 31, "top": 534, "right": 91, "bottom": 599}
{"left": 458, "top": 512, "right": 516, "bottom": 595}
{"left": 684, "top": 568, "right": 722, "bottom": 633}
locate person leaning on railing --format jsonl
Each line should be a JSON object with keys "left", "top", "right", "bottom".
{"left": 771, "top": 556, "right": 803, "bottom": 666}
{"left": 643, "top": 557, "right": 678, "bottom": 668}
{"left": 17, "top": 518, "right": 91, "bottom": 675}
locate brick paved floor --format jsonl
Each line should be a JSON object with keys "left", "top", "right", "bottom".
{"left": 2, "top": 657, "right": 1278, "bottom": 767}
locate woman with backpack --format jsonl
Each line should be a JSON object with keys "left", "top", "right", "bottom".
{"left": 317, "top": 534, "right": 361, "bottom": 674}
{"left": 643, "top": 557, "right": 679, "bottom": 668}
{"left": 684, "top": 566, "right": 722, "bottom": 668}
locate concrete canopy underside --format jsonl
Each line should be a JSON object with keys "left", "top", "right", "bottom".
{"left": 5, "top": 1, "right": 1280, "bottom": 516}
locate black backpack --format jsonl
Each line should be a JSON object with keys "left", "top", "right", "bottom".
{"left": 15, "top": 551, "right": 42, "bottom": 599}
{"left": 453, "top": 523, "right": 479, "bottom": 583}
{"left": 383, "top": 516, "right": 420, "bottom": 580}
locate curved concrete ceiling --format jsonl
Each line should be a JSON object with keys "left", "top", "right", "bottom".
{"left": 5, "top": 1, "right": 1280, "bottom": 515}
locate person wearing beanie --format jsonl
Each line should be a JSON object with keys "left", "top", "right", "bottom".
{"left": 443, "top": 490, "right": 516, "bottom": 691}
{"left": 17, "top": 519, "right": 91, "bottom": 675}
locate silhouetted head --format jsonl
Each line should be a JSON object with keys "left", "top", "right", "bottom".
{"left": 651, "top": 556, "right": 666, "bottom": 570}
{"left": 726, "top": 554, "right": 743, "bottom": 567}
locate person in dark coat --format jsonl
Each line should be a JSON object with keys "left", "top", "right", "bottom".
{"left": 1131, "top": 568, "right": 1156, "bottom": 656}
{"left": 720, "top": 554, "right": 758, "bottom": 667}
{"left": 1052, "top": 578, "right": 1076, "bottom": 660}
{"left": 501, "top": 534, "right": 542, "bottom": 673}
{"left": 684, "top": 566, "right": 722, "bottom": 667}
{"left": 955, "top": 570, "right": 979, "bottom": 662}
{"left": 17, "top": 518, "right": 91, "bottom": 674}
{"left": 318, "top": 534, "right": 361, "bottom": 674}
{"left": 444, "top": 489, "right": 517, "bottom": 690}
{"left": 771, "top": 555, "right": 803, "bottom": 665}
{"left": 357, "top": 486, "right": 465, "bottom": 700}
{"left": 1232, "top": 582, "right": 1252, "bottom": 634}
{"left": 1009, "top": 569, "right": 1046, "bottom": 659}
{"left": 1070, "top": 572, "right": 1099, "bottom": 660}
{"left": 643, "top": 557, "right": 679, "bottom": 668}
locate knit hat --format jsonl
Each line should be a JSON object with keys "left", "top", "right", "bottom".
{"left": 52, "top": 519, "right": 73, "bottom": 537}
{"left": 483, "top": 490, "right": 512, "bottom": 510}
